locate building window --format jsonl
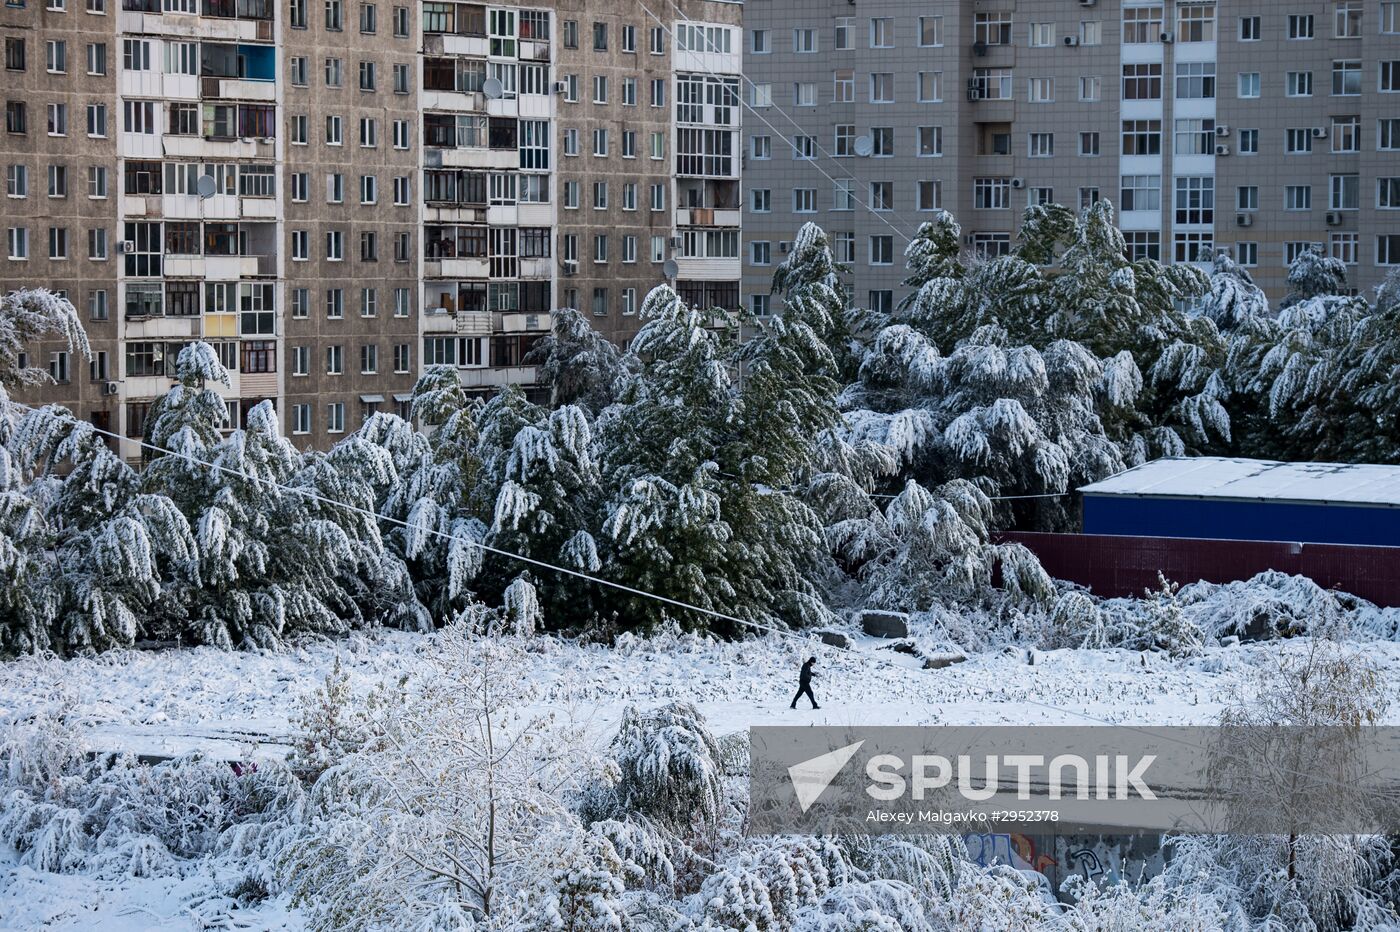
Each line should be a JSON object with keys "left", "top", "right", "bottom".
{"left": 1120, "top": 175, "right": 1161, "bottom": 212}
{"left": 1173, "top": 232, "right": 1213, "bottom": 263}
{"left": 973, "top": 12, "right": 1012, "bottom": 46}
{"left": 918, "top": 181, "right": 941, "bottom": 211}
{"left": 1176, "top": 3, "right": 1215, "bottom": 42}
{"left": 1124, "top": 231, "right": 1161, "bottom": 262}
{"left": 918, "top": 72, "right": 942, "bottom": 102}
{"left": 1333, "top": 115, "right": 1360, "bottom": 153}
{"left": 1331, "top": 232, "right": 1360, "bottom": 265}
{"left": 919, "top": 15, "right": 943, "bottom": 46}
{"left": 1289, "top": 14, "right": 1315, "bottom": 39}
{"left": 869, "top": 16, "right": 893, "bottom": 48}
{"left": 1238, "top": 129, "right": 1259, "bottom": 154}
{"left": 1237, "top": 72, "right": 1259, "bottom": 98}
{"left": 1285, "top": 185, "right": 1312, "bottom": 211}
{"left": 918, "top": 126, "right": 942, "bottom": 157}
{"left": 327, "top": 403, "right": 345, "bottom": 434}
{"left": 1174, "top": 118, "right": 1215, "bottom": 155}
{"left": 1379, "top": 235, "right": 1400, "bottom": 265}
{"left": 1122, "top": 63, "right": 1162, "bottom": 100}
{"left": 1079, "top": 131, "right": 1100, "bottom": 156}
{"left": 1333, "top": 60, "right": 1361, "bottom": 95}
{"left": 1237, "top": 185, "right": 1258, "bottom": 210}
{"left": 1028, "top": 132, "right": 1054, "bottom": 158}
{"left": 1122, "top": 6, "right": 1164, "bottom": 44}
{"left": 1236, "top": 242, "right": 1258, "bottom": 266}
{"left": 1379, "top": 177, "right": 1400, "bottom": 209}
{"left": 1335, "top": 1, "right": 1363, "bottom": 38}
{"left": 1239, "top": 15, "right": 1261, "bottom": 40}
{"left": 1174, "top": 176, "right": 1214, "bottom": 225}
{"left": 973, "top": 177, "right": 1011, "bottom": 210}
{"left": 1331, "top": 173, "right": 1359, "bottom": 210}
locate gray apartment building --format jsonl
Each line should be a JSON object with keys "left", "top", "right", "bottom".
{"left": 740, "top": 0, "right": 1400, "bottom": 313}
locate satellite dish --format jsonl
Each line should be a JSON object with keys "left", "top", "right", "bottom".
{"left": 196, "top": 174, "right": 217, "bottom": 199}
{"left": 853, "top": 135, "right": 874, "bottom": 158}
{"left": 662, "top": 259, "right": 679, "bottom": 279}
{"left": 482, "top": 77, "right": 504, "bottom": 99}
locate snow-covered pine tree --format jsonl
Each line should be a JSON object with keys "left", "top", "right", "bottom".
{"left": 1199, "top": 248, "right": 1270, "bottom": 331}
{"left": 0, "top": 289, "right": 91, "bottom": 395}
{"left": 1279, "top": 243, "right": 1349, "bottom": 310}
{"left": 826, "top": 479, "right": 1052, "bottom": 613}
{"left": 372, "top": 366, "right": 488, "bottom": 624}
{"left": 6, "top": 406, "right": 193, "bottom": 651}
{"left": 597, "top": 286, "right": 744, "bottom": 633}
{"left": 1229, "top": 282, "right": 1370, "bottom": 462}
{"left": 156, "top": 391, "right": 366, "bottom": 647}
{"left": 896, "top": 212, "right": 964, "bottom": 314}
{"left": 0, "top": 288, "right": 91, "bottom": 653}
{"left": 524, "top": 306, "right": 635, "bottom": 414}
{"left": 729, "top": 225, "right": 842, "bottom": 627}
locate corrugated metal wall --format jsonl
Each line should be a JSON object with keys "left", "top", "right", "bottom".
{"left": 1082, "top": 495, "right": 1400, "bottom": 547}
{"left": 1002, "top": 532, "right": 1400, "bottom": 607}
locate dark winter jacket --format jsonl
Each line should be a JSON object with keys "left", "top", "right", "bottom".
{"left": 799, "top": 659, "right": 816, "bottom": 687}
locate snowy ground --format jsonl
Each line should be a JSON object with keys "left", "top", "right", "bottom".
{"left": 5, "top": 627, "right": 1400, "bottom": 929}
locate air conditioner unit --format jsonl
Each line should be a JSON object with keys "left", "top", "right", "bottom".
{"left": 1237, "top": 213, "right": 1253, "bottom": 227}
{"left": 118, "top": 240, "right": 134, "bottom": 253}
{"left": 561, "top": 260, "right": 577, "bottom": 276}
{"left": 1010, "top": 177, "right": 1024, "bottom": 189}
{"left": 1311, "top": 127, "right": 1327, "bottom": 139}
{"left": 966, "top": 87, "right": 982, "bottom": 102}
{"left": 552, "top": 80, "right": 568, "bottom": 94}
{"left": 259, "top": 136, "right": 273, "bottom": 144}
{"left": 1159, "top": 30, "right": 1174, "bottom": 43}
{"left": 1215, "top": 125, "right": 1230, "bottom": 137}
{"left": 1326, "top": 211, "right": 1343, "bottom": 226}
{"left": 1063, "top": 35, "right": 1079, "bottom": 47}
{"left": 102, "top": 381, "right": 120, "bottom": 396}
{"left": 669, "top": 235, "right": 682, "bottom": 248}
{"left": 1215, "top": 143, "right": 1231, "bottom": 156}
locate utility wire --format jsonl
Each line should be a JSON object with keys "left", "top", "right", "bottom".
{"left": 631, "top": 0, "right": 916, "bottom": 247}
{"left": 652, "top": 0, "right": 923, "bottom": 241}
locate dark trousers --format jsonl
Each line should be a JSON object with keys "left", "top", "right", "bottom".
{"left": 791, "top": 684, "right": 818, "bottom": 709}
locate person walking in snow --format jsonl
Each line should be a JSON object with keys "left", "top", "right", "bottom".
{"left": 791, "top": 656, "right": 819, "bottom": 710}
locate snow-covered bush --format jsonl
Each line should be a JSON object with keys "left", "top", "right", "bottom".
{"left": 0, "top": 710, "right": 301, "bottom": 883}
{"left": 601, "top": 700, "right": 725, "bottom": 834}
{"left": 281, "top": 627, "right": 604, "bottom": 930}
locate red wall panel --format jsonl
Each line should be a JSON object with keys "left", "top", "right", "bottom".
{"left": 1001, "top": 532, "right": 1400, "bottom": 607}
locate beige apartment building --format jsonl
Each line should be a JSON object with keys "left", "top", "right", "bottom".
{"left": 2, "top": 0, "right": 742, "bottom": 453}
{"left": 740, "top": 0, "right": 1400, "bottom": 313}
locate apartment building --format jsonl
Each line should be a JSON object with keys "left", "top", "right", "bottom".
{"left": 2, "top": 0, "right": 745, "bottom": 453}
{"left": 2, "top": 0, "right": 120, "bottom": 432}
{"left": 554, "top": 1, "right": 743, "bottom": 344}
{"left": 741, "top": 0, "right": 1400, "bottom": 313}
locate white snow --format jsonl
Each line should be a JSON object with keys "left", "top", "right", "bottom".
{"left": 4, "top": 628, "right": 1400, "bottom": 928}
{"left": 1081, "top": 456, "right": 1400, "bottom": 507}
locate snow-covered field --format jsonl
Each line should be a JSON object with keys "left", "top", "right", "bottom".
{"left": 5, "top": 627, "right": 1400, "bottom": 930}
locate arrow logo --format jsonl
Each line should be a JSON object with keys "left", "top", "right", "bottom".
{"left": 788, "top": 740, "right": 865, "bottom": 812}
